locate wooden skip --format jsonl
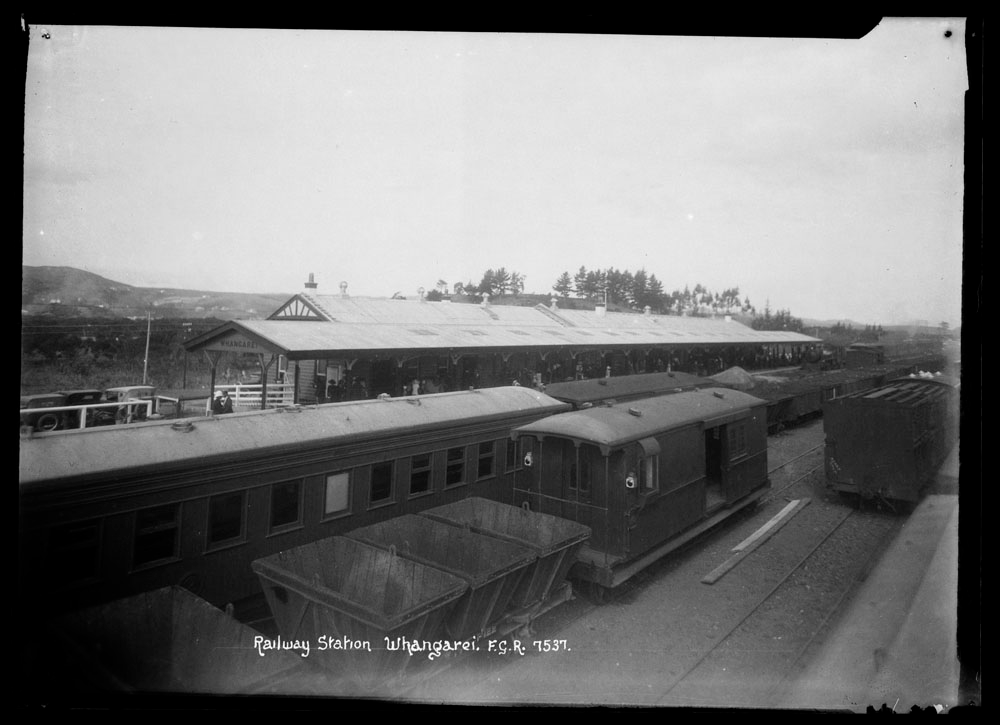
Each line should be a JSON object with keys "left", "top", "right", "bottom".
{"left": 701, "top": 498, "right": 811, "bottom": 585}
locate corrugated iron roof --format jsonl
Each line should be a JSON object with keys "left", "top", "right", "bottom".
{"left": 187, "top": 294, "right": 820, "bottom": 356}
{"left": 285, "top": 294, "right": 553, "bottom": 327}
{"left": 19, "top": 387, "right": 569, "bottom": 486}
{"left": 189, "top": 298, "right": 820, "bottom": 356}
{"left": 231, "top": 317, "right": 818, "bottom": 355}
{"left": 513, "top": 387, "right": 767, "bottom": 451}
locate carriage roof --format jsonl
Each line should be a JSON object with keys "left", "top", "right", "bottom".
{"left": 543, "top": 371, "right": 714, "bottom": 405}
{"left": 513, "top": 387, "right": 766, "bottom": 453}
{"left": 19, "top": 387, "right": 568, "bottom": 485}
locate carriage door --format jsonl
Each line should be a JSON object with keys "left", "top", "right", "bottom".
{"left": 704, "top": 425, "right": 725, "bottom": 511}
{"left": 559, "top": 443, "right": 593, "bottom": 526}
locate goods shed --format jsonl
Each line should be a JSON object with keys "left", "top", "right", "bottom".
{"left": 184, "top": 280, "right": 819, "bottom": 406}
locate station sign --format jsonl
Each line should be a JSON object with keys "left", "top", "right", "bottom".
{"left": 204, "top": 332, "right": 270, "bottom": 355}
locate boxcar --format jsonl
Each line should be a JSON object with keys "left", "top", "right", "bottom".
{"left": 823, "top": 375, "right": 959, "bottom": 504}
{"left": 510, "top": 387, "right": 769, "bottom": 593}
{"left": 18, "top": 387, "right": 570, "bottom": 618}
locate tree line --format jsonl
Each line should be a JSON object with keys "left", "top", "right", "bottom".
{"left": 423, "top": 266, "right": 809, "bottom": 333}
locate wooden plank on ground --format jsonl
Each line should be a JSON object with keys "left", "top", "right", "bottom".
{"left": 701, "top": 498, "right": 811, "bottom": 585}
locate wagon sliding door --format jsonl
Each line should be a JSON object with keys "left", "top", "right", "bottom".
{"left": 705, "top": 416, "right": 766, "bottom": 506}
{"left": 704, "top": 425, "right": 726, "bottom": 510}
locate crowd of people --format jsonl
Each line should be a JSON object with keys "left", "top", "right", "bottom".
{"left": 307, "top": 345, "right": 817, "bottom": 403}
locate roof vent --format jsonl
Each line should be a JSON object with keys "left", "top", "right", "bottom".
{"left": 644, "top": 306, "right": 652, "bottom": 316}
{"left": 418, "top": 287, "right": 426, "bottom": 302}
{"left": 598, "top": 378, "right": 608, "bottom": 386}
{"left": 171, "top": 420, "right": 195, "bottom": 433}
{"left": 377, "top": 393, "right": 391, "bottom": 400}
{"left": 481, "top": 292, "right": 490, "bottom": 307}
{"left": 339, "top": 281, "right": 349, "bottom": 297}
{"left": 550, "top": 297, "right": 558, "bottom": 310}
{"left": 305, "top": 273, "right": 318, "bottom": 290}
{"left": 628, "top": 407, "right": 642, "bottom": 417}
{"left": 713, "top": 391, "right": 725, "bottom": 399}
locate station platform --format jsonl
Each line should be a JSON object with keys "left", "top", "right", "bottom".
{"left": 780, "top": 494, "right": 962, "bottom": 712}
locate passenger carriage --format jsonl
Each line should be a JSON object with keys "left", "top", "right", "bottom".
{"left": 18, "top": 387, "right": 569, "bottom": 618}
{"left": 510, "top": 387, "right": 769, "bottom": 594}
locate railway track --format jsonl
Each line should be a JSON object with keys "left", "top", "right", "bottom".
{"left": 654, "top": 497, "right": 903, "bottom": 708}
{"left": 765, "top": 442, "right": 824, "bottom": 501}
{"left": 408, "top": 419, "right": 907, "bottom": 706}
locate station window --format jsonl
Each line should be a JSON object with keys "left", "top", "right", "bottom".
{"left": 324, "top": 471, "right": 351, "bottom": 517}
{"left": 370, "top": 461, "right": 394, "bottom": 504}
{"left": 269, "top": 480, "right": 303, "bottom": 532}
{"left": 133, "top": 503, "right": 180, "bottom": 567}
{"left": 410, "top": 453, "right": 432, "bottom": 495}
{"left": 477, "top": 441, "right": 495, "bottom": 480}
{"left": 445, "top": 446, "right": 466, "bottom": 487}
{"left": 728, "top": 423, "right": 748, "bottom": 460}
{"left": 207, "top": 491, "right": 246, "bottom": 548}
{"left": 48, "top": 519, "right": 101, "bottom": 584}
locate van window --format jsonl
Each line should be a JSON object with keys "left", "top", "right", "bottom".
{"left": 324, "top": 471, "right": 351, "bottom": 517}
{"left": 370, "top": 461, "right": 394, "bottom": 504}
{"left": 207, "top": 491, "right": 245, "bottom": 547}
{"left": 269, "top": 480, "right": 303, "bottom": 532}
{"left": 134, "top": 504, "right": 180, "bottom": 567}
{"left": 446, "top": 447, "right": 466, "bottom": 487}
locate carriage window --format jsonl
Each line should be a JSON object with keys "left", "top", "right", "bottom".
{"left": 207, "top": 491, "right": 246, "bottom": 547}
{"left": 446, "top": 446, "right": 465, "bottom": 487}
{"left": 567, "top": 450, "right": 592, "bottom": 493}
{"left": 410, "top": 453, "right": 432, "bottom": 495}
{"left": 728, "top": 423, "right": 748, "bottom": 460}
{"left": 506, "top": 437, "right": 533, "bottom": 471}
{"left": 324, "top": 471, "right": 351, "bottom": 517}
{"left": 370, "top": 461, "right": 394, "bottom": 504}
{"left": 48, "top": 519, "right": 101, "bottom": 583}
{"left": 269, "top": 480, "right": 303, "bottom": 532}
{"left": 638, "top": 455, "right": 659, "bottom": 493}
{"left": 134, "top": 504, "right": 180, "bottom": 567}
{"left": 477, "top": 441, "right": 496, "bottom": 480}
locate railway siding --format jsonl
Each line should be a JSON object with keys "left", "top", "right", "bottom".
{"left": 408, "top": 420, "right": 925, "bottom": 707}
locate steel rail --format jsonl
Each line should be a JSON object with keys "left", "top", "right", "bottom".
{"left": 654, "top": 506, "right": 856, "bottom": 705}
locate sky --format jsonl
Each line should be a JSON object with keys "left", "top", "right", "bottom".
{"left": 22, "top": 20, "right": 970, "bottom": 327}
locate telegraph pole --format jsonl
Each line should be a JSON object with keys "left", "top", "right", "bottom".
{"left": 142, "top": 311, "right": 151, "bottom": 384}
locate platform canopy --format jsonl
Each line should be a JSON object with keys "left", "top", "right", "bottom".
{"left": 184, "top": 293, "right": 820, "bottom": 359}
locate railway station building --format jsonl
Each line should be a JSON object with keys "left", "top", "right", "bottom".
{"left": 184, "top": 277, "right": 821, "bottom": 407}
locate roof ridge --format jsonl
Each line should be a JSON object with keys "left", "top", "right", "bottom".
{"left": 533, "top": 303, "right": 576, "bottom": 327}
{"left": 299, "top": 292, "right": 337, "bottom": 322}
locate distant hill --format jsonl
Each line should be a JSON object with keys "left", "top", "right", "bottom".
{"left": 21, "top": 266, "right": 288, "bottom": 320}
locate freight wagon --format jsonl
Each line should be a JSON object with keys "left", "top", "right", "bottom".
{"left": 823, "top": 374, "right": 959, "bottom": 504}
